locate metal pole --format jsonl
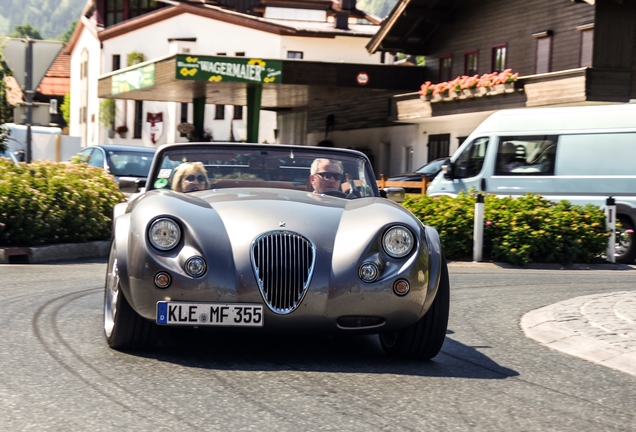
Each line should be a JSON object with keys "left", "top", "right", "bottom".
{"left": 25, "top": 38, "right": 33, "bottom": 163}
{"left": 606, "top": 196, "right": 616, "bottom": 263}
{"left": 473, "top": 193, "right": 484, "bottom": 262}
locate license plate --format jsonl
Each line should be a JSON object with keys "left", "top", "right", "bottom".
{"left": 156, "top": 302, "right": 264, "bottom": 327}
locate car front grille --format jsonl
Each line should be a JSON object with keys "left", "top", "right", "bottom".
{"left": 251, "top": 231, "right": 316, "bottom": 314}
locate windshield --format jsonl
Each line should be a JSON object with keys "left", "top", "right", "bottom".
{"left": 148, "top": 144, "right": 379, "bottom": 198}
{"left": 416, "top": 159, "right": 445, "bottom": 174}
{"left": 107, "top": 150, "right": 155, "bottom": 177}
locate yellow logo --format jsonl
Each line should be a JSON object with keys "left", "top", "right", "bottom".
{"left": 185, "top": 56, "right": 199, "bottom": 63}
{"left": 247, "top": 59, "right": 266, "bottom": 67}
{"left": 208, "top": 75, "right": 223, "bottom": 82}
{"left": 179, "top": 68, "right": 197, "bottom": 77}
{"left": 263, "top": 76, "right": 276, "bottom": 83}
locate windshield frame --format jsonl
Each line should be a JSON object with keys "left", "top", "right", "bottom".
{"left": 146, "top": 143, "right": 381, "bottom": 197}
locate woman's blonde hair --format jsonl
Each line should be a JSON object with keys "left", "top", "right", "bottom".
{"left": 171, "top": 162, "right": 210, "bottom": 192}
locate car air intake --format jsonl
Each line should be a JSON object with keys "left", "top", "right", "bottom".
{"left": 251, "top": 231, "right": 316, "bottom": 314}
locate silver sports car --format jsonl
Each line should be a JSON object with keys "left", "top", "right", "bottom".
{"left": 104, "top": 143, "right": 449, "bottom": 359}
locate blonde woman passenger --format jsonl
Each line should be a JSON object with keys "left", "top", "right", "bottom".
{"left": 171, "top": 162, "right": 210, "bottom": 192}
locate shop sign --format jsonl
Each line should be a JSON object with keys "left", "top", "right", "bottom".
{"left": 176, "top": 55, "right": 282, "bottom": 84}
{"left": 111, "top": 64, "right": 155, "bottom": 95}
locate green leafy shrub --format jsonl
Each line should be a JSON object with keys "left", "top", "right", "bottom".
{"left": 403, "top": 191, "right": 609, "bottom": 266}
{"left": 0, "top": 159, "right": 125, "bottom": 246}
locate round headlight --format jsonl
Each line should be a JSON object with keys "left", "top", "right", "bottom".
{"left": 382, "top": 226, "right": 414, "bottom": 258}
{"left": 149, "top": 218, "right": 181, "bottom": 251}
{"left": 185, "top": 256, "right": 207, "bottom": 277}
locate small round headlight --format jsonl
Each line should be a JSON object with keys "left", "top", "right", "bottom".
{"left": 185, "top": 256, "right": 207, "bottom": 277}
{"left": 149, "top": 218, "right": 181, "bottom": 251}
{"left": 382, "top": 226, "right": 414, "bottom": 258}
{"left": 358, "top": 262, "right": 380, "bottom": 283}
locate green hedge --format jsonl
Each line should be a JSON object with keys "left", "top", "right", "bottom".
{"left": 0, "top": 158, "right": 125, "bottom": 247}
{"left": 402, "top": 191, "right": 609, "bottom": 266}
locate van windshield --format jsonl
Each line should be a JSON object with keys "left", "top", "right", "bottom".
{"left": 453, "top": 137, "right": 489, "bottom": 179}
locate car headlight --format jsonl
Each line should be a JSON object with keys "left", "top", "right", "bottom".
{"left": 382, "top": 225, "right": 414, "bottom": 258}
{"left": 148, "top": 218, "right": 181, "bottom": 251}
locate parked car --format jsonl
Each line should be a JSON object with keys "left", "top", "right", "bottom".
{"left": 104, "top": 142, "right": 450, "bottom": 359}
{"left": 386, "top": 158, "right": 447, "bottom": 192}
{"left": 1, "top": 149, "right": 19, "bottom": 165}
{"left": 76, "top": 144, "right": 156, "bottom": 193}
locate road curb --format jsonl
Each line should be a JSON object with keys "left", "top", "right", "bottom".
{"left": 0, "top": 240, "right": 111, "bottom": 264}
{"left": 448, "top": 261, "right": 635, "bottom": 270}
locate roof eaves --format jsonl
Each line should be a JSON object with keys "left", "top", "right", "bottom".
{"left": 366, "top": 0, "right": 412, "bottom": 54}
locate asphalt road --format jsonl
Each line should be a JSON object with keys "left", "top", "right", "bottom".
{"left": 1, "top": 259, "right": 635, "bottom": 431}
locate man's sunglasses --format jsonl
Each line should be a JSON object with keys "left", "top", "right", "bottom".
{"left": 315, "top": 172, "right": 342, "bottom": 181}
{"left": 185, "top": 174, "right": 207, "bottom": 183}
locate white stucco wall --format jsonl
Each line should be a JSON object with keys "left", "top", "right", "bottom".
{"left": 69, "top": 24, "right": 102, "bottom": 147}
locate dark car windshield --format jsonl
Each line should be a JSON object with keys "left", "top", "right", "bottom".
{"left": 148, "top": 144, "right": 379, "bottom": 197}
{"left": 416, "top": 159, "right": 445, "bottom": 174}
{"left": 107, "top": 151, "right": 155, "bottom": 177}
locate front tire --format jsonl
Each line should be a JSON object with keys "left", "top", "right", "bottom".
{"left": 379, "top": 255, "right": 450, "bottom": 360}
{"left": 104, "top": 242, "right": 157, "bottom": 350}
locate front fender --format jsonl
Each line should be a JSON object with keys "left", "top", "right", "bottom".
{"left": 113, "top": 213, "right": 132, "bottom": 298}
{"left": 422, "top": 225, "right": 443, "bottom": 315}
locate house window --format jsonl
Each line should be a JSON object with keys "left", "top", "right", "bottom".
{"left": 134, "top": 100, "right": 143, "bottom": 139}
{"left": 235, "top": 52, "right": 245, "bottom": 57}
{"left": 217, "top": 52, "right": 227, "bottom": 56}
{"left": 105, "top": 0, "right": 124, "bottom": 26}
{"left": 233, "top": 106, "right": 243, "bottom": 120}
{"left": 215, "top": 105, "right": 225, "bottom": 120}
{"left": 439, "top": 55, "right": 452, "bottom": 82}
{"left": 112, "top": 55, "right": 121, "bottom": 71}
{"left": 287, "top": 51, "right": 303, "bottom": 59}
{"left": 105, "top": 0, "right": 164, "bottom": 26}
{"left": 427, "top": 134, "right": 450, "bottom": 161}
{"left": 180, "top": 103, "right": 188, "bottom": 137}
{"left": 578, "top": 24, "right": 594, "bottom": 68}
{"left": 491, "top": 44, "right": 507, "bottom": 72}
{"left": 464, "top": 51, "right": 478, "bottom": 76}
{"left": 534, "top": 31, "right": 552, "bottom": 74}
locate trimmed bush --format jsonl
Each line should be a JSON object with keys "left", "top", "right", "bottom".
{"left": 403, "top": 191, "right": 609, "bottom": 266}
{"left": 0, "top": 158, "right": 125, "bottom": 246}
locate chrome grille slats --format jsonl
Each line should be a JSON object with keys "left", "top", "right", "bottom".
{"left": 251, "top": 231, "right": 315, "bottom": 314}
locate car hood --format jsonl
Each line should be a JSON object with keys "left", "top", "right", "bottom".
{"left": 128, "top": 188, "right": 420, "bottom": 255}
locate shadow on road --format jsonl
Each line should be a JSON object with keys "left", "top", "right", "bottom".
{"left": 130, "top": 328, "right": 518, "bottom": 379}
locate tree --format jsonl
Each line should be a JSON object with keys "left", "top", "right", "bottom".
{"left": 60, "top": 92, "right": 71, "bottom": 126}
{"left": 0, "top": 50, "right": 12, "bottom": 153}
{"left": 9, "top": 23, "right": 43, "bottom": 40}
{"left": 58, "top": 19, "right": 78, "bottom": 43}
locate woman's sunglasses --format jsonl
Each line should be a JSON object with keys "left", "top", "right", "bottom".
{"left": 315, "top": 172, "right": 342, "bottom": 181}
{"left": 185, "top": 174, "right": 207, "bottom": 183}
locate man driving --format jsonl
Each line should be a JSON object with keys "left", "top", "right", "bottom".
{"left": 310, "top": 158, "right": 344, "bottom": 194}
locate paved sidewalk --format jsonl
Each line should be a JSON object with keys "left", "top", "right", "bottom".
{"left": 521, "top": 291, "right": 636, "bottom": 377}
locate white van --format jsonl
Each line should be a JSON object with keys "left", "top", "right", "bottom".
{"left": 426, "top": 103, "right": 636, "bottom": 263}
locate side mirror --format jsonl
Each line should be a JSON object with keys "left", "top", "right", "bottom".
{"left": 442, "top": 158, "right": 454, "bottom": 179}
{"left": 119, "top": 177, "right": 144, "bottom": 195}
{"left": 382, "top": 187, "right": 405, "bottom": 203}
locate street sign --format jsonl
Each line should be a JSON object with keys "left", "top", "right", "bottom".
{"left": 2, "top": 38, "right": 64, "bottom": 90}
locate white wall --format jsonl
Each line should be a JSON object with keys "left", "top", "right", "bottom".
{"left": 69, "top": 24, "right": 102, "bottom": 147}
{"left": 308, "top": 124, "right": 418, "bottom": 177}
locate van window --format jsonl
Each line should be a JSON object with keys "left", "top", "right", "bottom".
{"left": 494, "top": 135, "right": 558, "bottom": 175}
{"left": 454, "top": 137, "right": 489, "bottom": 178}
